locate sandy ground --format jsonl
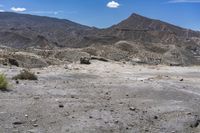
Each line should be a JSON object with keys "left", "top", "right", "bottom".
{"left": 0, "top": 61, "right": 200, "bottom": 133}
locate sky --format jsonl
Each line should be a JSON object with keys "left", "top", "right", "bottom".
{"left": 0, "top": 0, "right": 199, "bottom": 30}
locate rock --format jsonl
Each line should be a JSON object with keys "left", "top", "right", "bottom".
{"left": 64, "top": 64, "right": 69, "bottom": 69}
{"left": 80, "top": 57, "right": 91, "bottom": 64}
{"left": 8, "top": 58, "right": 19, "bottom": 67}
{"left": 15, "top": 80, "right": 19, "bottom": 84}
{"left": 13, "top": 121, "right": 25, "bottom": 125}
{"left": 31, "top": 119, "right": 37, "bottom": 123}
{"left": 187, "top": 112, "right": 192, "bottom": 115}
{"left": 27, "top": 129, "right": 37, "bottom": 133}
{"left": 33, "top": 96, "right": 40, "bottom": 100}
{"left": 154, "top": 116, "right": 158, "bottom": 119}
{"left": 190, "top": 119, "right": 200, "bottom": 128}
{"left": 129, "top": 107, "right": 136, "bottom": 111}
{"left": 180, "top": 79, "right": 184, "bottom": 81}
{"left": 114, "top": 120, "right": 119, "bottom": 124}
{"left": 33, "top": 124, "right": 38, "bottom": 127}
{"left": 59, "top": 104, "right": 64, "bottom": 108}
{"left": 91, "top": 56, "right": 109, "bottom": 62}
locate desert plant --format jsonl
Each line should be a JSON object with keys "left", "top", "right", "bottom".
{"left": 0, "top": 74, "right": 8, "bottom": 91}
{"left": 12, "top": 69, "right": 38, "bottom": 80}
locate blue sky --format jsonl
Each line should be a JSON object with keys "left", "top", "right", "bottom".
{"left": 0, "top": 0, "right": 199, "bottom": 30}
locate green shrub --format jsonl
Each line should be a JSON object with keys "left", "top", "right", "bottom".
{"left": 0, "top": 74, "right": 8, "bottom": 91}
{"left": 12, "top": 70, "right": 38, "bottom": 80}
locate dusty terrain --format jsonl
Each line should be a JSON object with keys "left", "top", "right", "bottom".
{"left": 0, "top": 61, "right": 200, "bottom": 133}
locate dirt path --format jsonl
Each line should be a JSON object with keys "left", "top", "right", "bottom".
{"left": 1, "top": 61, "right": 200, "bottom": 133}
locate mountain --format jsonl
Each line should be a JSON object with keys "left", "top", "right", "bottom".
{"left": 99, "top": 13, "right": 200, "bottom": 44}
{"left": 0, "top": 12, "right": 200, "bottom": 66}
{"left": 0, "top": 12, "right": 96, "bottom": 48}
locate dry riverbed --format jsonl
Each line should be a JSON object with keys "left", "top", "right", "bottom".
{"left": 1, "top": 61, "right": 200, "bottom": 133}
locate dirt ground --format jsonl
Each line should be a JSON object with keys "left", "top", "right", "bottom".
{"left": 1, "top": 61, "right": 200, "bottom": 133}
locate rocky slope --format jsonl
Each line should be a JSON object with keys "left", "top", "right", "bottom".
{"left": 0, "top": 12, "right": 200, "bottom": 66}
{"left": 0, "top": 12, "right": 96, "bottom": 48}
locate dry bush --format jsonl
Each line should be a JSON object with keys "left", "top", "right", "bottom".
{"left": 0, "top": 74, "right": 8, "bottom": 91}
{"left": 12, "top": 70, "right": 38, "bottom": 80}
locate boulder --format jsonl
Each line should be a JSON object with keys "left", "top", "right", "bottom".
{"left": 80, "top": 57, "right": 91, "bottom": 64}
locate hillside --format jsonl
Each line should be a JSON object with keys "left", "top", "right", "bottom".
{"left": 0, "top": 12, "right": 96, "bottom": 48}
{"left": 0, "top": 12, "right": 200, "bottom": 66}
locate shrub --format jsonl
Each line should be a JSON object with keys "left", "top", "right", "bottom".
{"left": 0, "top": 74, "right": 8, "bottom": 91}
{"left": 12, "top": 70, "right": 38, "bottom": 80}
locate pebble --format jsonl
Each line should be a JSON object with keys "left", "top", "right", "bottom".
{"left": 31, "top": 119, "right": 37, "bottom": 123}
{"left": 129, "top": 107, "right": 136, "bottom": 111}
{"left": 15, "top": 80, "right": 19, "bottom": 84}
{"left": 13, "top": 121, "right": 24, "bottom": 125}
{"left": 114, "top": 120, "right": 119, "bottom": 124}
{"left": 33, "top": 96, "right": 40, "bottom": 100}
{"left": 33, "top": 124, "right": 38, "bottom": 127}
{"left": 154, "top": 116, "right": 158, "bottom": 119}
{"left": 186, "top": 112, "right": 192, "bottom": 115}
{"left": 27, "top": 129, "right": 36, "bottom": 133}
{"left": 59, "top": 104, "right": 64, "bottom": 108}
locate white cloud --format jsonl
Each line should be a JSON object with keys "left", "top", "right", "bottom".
{"left": 0, "top": 9, "right": 4, "bottom": 12}
{"left": 107, "top": 1, "right": 120, "bottom": 8}
{"left": 11, "top": 7, "right": 26, "bottom": 12}
{"left": 168, "top": 0, "right": 200, "bottom": 3}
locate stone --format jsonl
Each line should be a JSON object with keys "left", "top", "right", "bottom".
{"left": 13, "top": 121, "right": 24, "bottom": 125}
{"left": 8, "top": 58, "right": 19, "bottom": 67}
{"left": 129, "top": 107, "right": 136, "bottom": 111}
{"left": 15, "top": 80, "right": 19, "bottom": 84}
{"left": 59, "top": 104, "right": 64, "bottom": 108}
{"left": 154, "top": 116, "right": 158, "bottom": 119}
{"left": 80, "top": 57, "right": 91, "bottom": 64}
{"left": 33, "top": 124, "right": 38, "bottom": 127}
{"left": 33, "top": 96, "right": 40, "bottom": 100}
{"left": 190, "top": 119, "right": 200, "bottom": 128}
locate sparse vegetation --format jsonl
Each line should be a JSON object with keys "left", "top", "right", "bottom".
{"left": 12, "top": 70, "right": 38, "bottom": 80}
{"left": 0, "top": 74, "right": 8, "bottom": 91}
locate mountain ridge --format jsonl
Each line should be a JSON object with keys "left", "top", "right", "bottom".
{"left": 0, "top": 12, "right": 199, "bottom": 49}
{"left": 0, "top": 12, "right": 200, "bottom": 66}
